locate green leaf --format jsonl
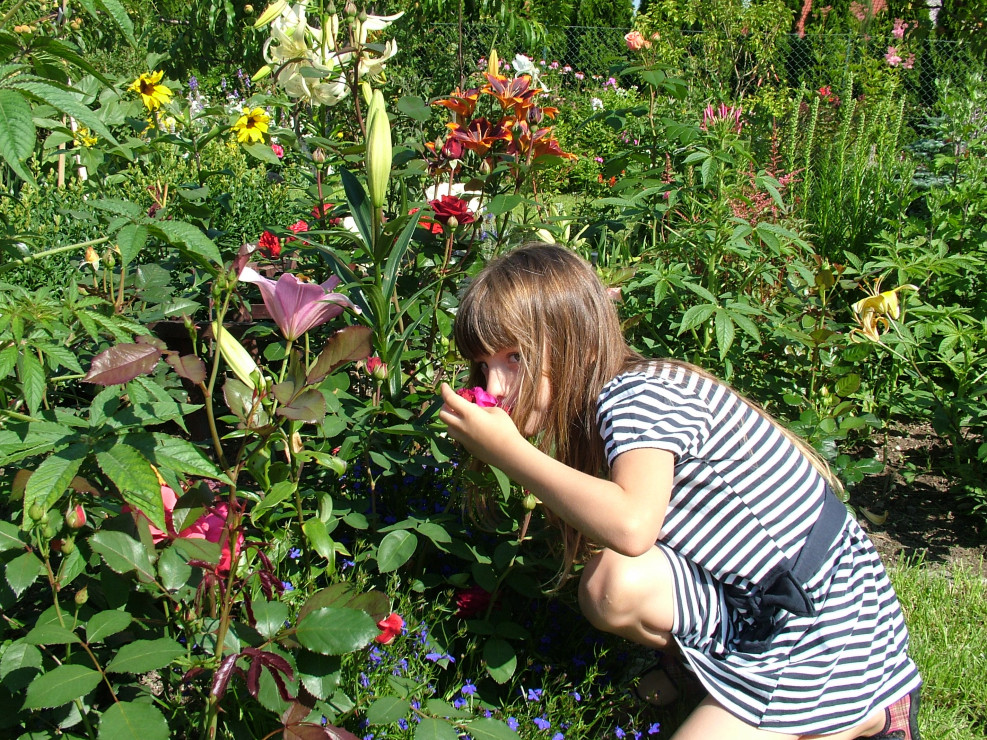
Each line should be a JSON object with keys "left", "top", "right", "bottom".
{"left": 8, "top": 79, "right": 115, "bottom": 144}
{"left": 714, "top": 310, "right": 736, "bottom": 359}
{"left": 294, "top": 607, "right": 377, "bottom": 655}
{"left": 340, "top": 167, "right": 373, "bottom": 250}
{"left": 17, "top": 349, "right": 45, "bottom": 417}
{"left": 0, "top": 642, "right": 42, "bottom": 692}
{"left": 147, "top": 220, "right": 222, "bottom": 266}
{"left": 95, "top": 0, "right": 137, "bottom": 45}
{"left": 97, "top": 700, "right": 169, "bottom": 740}
{"left": 303, "top": 518, "right": 336, "bottom": 560}
{"left": 115, "top": 223, "right": 148, "bottom": 267}
{"left": 106, "top": 638, "right": 184, "bottom": 674}
{"left": 296, "top": 651, "right": 341, "bottom": 700}
{"left": 366, "top": 696, "right": 409, "bottom": 725}
{"left": 0, "top": 521, "right": 25, "bottom": 552}
{"left": 24, "top": 622, "right": 80, "bottom": 645}
{"left": 396, "top": 95, "right": 431, "bottom": 122}
{"left": 157, "top": 544, "right": 193, "bottom": 590}
{"left": 414, "top": 718, "right": 461, "bottom": 740}
{"left": 21, "top": 442, "right": 87, "bottom": 520}
{"left": 126, "top": 433, "right": 225, "bottom": 481}
{"left": 90, "top": 530, "right": 155, "bottom": 583}
{"left": 242, "top": 141, "right": 281, "bottom": 164}
{"left": 252, "top": 600, "right": 289, "bottom": 640}
{"left": 424, "top": 699, "right": 471, "bottom": 718}
{"left": 466, "top": 718, "right": 520, "bottom": 740}
{"left": 835, "top": 373, "right": 861, "bottom": 397}
{"left": 23, "top": 664, "right": 101, "bottom": 709}
{"left": 376, "top": 530, "right": 417, "bottom": 573}
{"left": 95, "top": 442, "right": 164, "bottom": 533}
{"left": 485, "top": 193, "right": 523, "bottom": 216}
{"left": 4, "top": 551, "right": 42, "bottom": 598}
{"left": 0, "top": 89, "right": 36, "bottom": 184}
{"left": 86, "top": 611, "right": 133, "bottom": 644}
{"left": 482, "top": 637, "right": 516, "bottom": 684}
{"left": 679, "top": 304, "right": 715, "bottom": 333}
{"left": 415, "top": 522, "right": 451, "bottom": 545}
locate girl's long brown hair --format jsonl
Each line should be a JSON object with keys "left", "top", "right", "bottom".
{"left": 453, "top": 243, "right": 841, "bottom": 580}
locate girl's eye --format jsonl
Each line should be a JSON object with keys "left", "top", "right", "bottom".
{"left": 508, "top": 352, "right": 521, "bottom": 364}
{"left": 477, "top": 362, "right": 488, "bottom": 372}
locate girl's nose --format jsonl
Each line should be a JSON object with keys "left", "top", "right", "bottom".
{"left": 485, "top": 367, "right": 510, "bottom": 399}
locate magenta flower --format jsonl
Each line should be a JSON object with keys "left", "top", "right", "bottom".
{"left": 456, "top": 386, "right": 500, "bottom": 407}
{"left": 239, "top": 266, "right": 359, "bottom": 341}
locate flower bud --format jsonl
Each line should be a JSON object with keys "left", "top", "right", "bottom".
{"left": 212, "top": 322, "right": 263, "bottom": 390}
{"left": 65, "top": 504, "right": 86, "bottom": 529}
{"left": 61, "top": 538, "right": 76, "bottom": 555}
{"left": 28, "top": 503, "right": 45, "bottom": 521}
{"left": 312, "top": 147, "right": 327, "bottom": 163}
{"left": 244, "top": 4, "right": 254, "bottom": 12}
{"left": 254, "top": 0, "right": 287, "bottom": 27}
{"left": 445, "top": 216, "right": 458, "bottom": 230}
{"left": 365, "top": 89, "right": 392, "bottom": 210}
{"left": 75, "top": 586, "right": 89, "bottom": 606}
{"left": 358, "top": 9, "right": 368, "bottom": 22}
{"left": 522, "top": 493, "right": 538, "bottom": 511}
{"left": 366, "top": 356, "right": 388, "bottom": 381}
{"left": 344, "top": 0, "right": 357, "bottom": 16}
{"left": 487, "top": 48, "right": 499, "bottom": 77}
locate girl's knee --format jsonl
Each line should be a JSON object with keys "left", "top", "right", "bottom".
{"left": 578, "top": 547, "right": 675, "bottom": 636}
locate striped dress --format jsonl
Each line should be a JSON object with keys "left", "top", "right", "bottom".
{"left": 596, "top": 365, "right": 921, "bottom": 735}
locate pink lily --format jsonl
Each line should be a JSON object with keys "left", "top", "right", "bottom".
{"left": 239, "top": 266, "right": 359, "bottom": 341}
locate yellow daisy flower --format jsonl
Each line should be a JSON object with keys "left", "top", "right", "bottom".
{"left": 130, "top": 70, "right": 173, "bottom": 111}
{"left": 233, "top": 107, "right": 271, "bottom": 144}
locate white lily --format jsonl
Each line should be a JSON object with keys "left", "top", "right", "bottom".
{"left": 354, "top": 11, "right": 403, "bottom": 45}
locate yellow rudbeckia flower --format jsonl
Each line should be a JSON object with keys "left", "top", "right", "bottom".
{"left": 130, "top": 70, "right": 173, "bottom": 111}
{"left": 233, "top": 107, "right": 271, "bottom": 144}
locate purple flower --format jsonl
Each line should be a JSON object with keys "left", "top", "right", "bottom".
{"left": 615, "top": 728, "right": 625, "bottom": 739}
{"left": 288, "top": 547, "right": 302, "bottom": 559}
{"left": 552, "top": 734, "right": 565, "bottom": 740}
{"left": 534, "top": 717, "right": 551, "bottom": 731}
{"left": 398, "top": 719, "right": 409, "bottom": 730}
{"left": 507, "top": 718, "right": 519, "bottom": 731}
{"left": 239, "top": 266, "right": 359, "bottom": 341}
{"left": 647, "top": 723, "right": 661, "bottom": 735}
{"left": 461, "top": 681, "right": 477, "bottom": 695}
{"left": 281, "top": 580, "right": 294, "bottom": 591}
{"left": 526, "top": 687, "right": 543, "bottom": 702}
{"left": 453, "top": 697, "right": 467, "bottom": 708}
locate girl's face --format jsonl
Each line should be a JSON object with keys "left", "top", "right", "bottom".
{"left": 476, "top": 347, "right": 551, "bottom": 436}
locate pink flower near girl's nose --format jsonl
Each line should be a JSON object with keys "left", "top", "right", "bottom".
{"left": 456, "top": 386, "right": 500, "bottom": 407}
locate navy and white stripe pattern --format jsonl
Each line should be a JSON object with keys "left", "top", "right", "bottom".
{"left": 597, "top": 365, "right": 921, "bottom": 734}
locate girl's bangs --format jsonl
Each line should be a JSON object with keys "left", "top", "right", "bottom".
{"left": 454, "top": 283, "right": 521, "bottom": 362}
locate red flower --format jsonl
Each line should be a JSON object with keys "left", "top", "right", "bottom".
{"left": 366, "top": 355, "right": 388, "bottom": 381}
{"left": 258, "top": 230, "right": 281, "bottom": 258}
{"left": 455, "top": 584, "right": 493, "bottom": 618}
{"left": 286, "top": 220, "right": 309, "bottom": 245}
{"left": 271, "top": 143, "right": 284, "bottom": 159}
{"left": 375, "top": 612, "right": 404, "bottom": 644}
{"left": 429, "top": 195, "right": 475, "bottom": 228}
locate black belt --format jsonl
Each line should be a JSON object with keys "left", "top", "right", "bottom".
{"left": 726, "top": 489, "right": 849, "bottom": 653}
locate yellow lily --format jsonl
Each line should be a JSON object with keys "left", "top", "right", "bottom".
{"left": 850, "top": 283, "right": 918, "bottom": 342}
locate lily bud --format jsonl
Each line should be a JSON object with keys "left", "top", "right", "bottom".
{"left": 365, "top": 89, "right": 392, "bottom": 210}
{"left": 212, "top": 322, "right": 263, "bottom": 390}
{"left": 251, "top": 64, "right": 273, "bottom": 82}
{"left": 487, "top": 48, "right": 499, "bottom": 77}
{"left": 254, "top": 0, "right": 287, "bottom": 27}
{"left": 65, "top": 504, "right": 86, "bottom": 529}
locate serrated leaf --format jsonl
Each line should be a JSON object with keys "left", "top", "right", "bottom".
{"left": 306, "top": 326, "right": 373, "bottom": 384}
{"left": 0, "top": 344, "right": 17, "bottom": 380}
{"left": 714, "top": 310, "right": 736, "bottom": 359}
{"left": 106, "top": 638, "right": 184, "bottom": 674}
{"left": 0, "top": 89, "right": 36, "bottom": 183}
{"left": 85, "top": 610, "right": 133, "bottom": 643}
{"left": 0, "top": 642, "right": 42, "bottom": 691}
{"left": 90, "top": 530, "right": 155, "bottom": 583}
{"left": 24, "top": 621, "right": 80, "bottom": 645}
{"left": 294, "top": 607, "right": 377, "bottom": 655}
{"left": 8, "top": 79, "right": 115, "bottom": 144}
{"left": 5, "top": 551, "right": 42, "bottom": 598}
{"left": 0, "top": 521, "right": 25, "bottom": 552}
{"left": 157, "top": 544, "right": 193, "bottom": 591}
{"left": 17, "top": 349, "right": 45, "bottom": 416}
{"left": 116, "top": 223, "right": 148, "bottom": 267}
{"left": 148, "top": 220, "right": 222, "bottom": 266}
{"left": 835, "top": 373, "right": 861, "bottom": 396}
{"left": 296, "top": 651, "right": 340, "bottom": 700}
{"left": 95, "top": 442, "right": 164, "bottom": 533}
{"left": 165, "top": 353, "right": 206, "bottom": 384}
{"left": 23, "top": 442, "right": 87, "bottom": 519}
{"left": 376, "top": 530, "right": 417, "bottom": 573}
{"left": 124, "top": 433, "right": 225, "bottom": 481}
{"left": 97, "top": 700, "right": 169, "bottom": 740}
{"left": 253, "top": 600, "right": 290, "bottom": 640}
{"left": 84, "top": 342, "right": 161, "bottom": 386}
{"left": 23, "top": 664, "right": 101, "bottom": 709}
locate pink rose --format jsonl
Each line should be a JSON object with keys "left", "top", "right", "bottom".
{"left": 456, "top": 386, "right": 499, "bottom": 407}
{"left": 624, "top": 30, "right": 649, "bottom": 51}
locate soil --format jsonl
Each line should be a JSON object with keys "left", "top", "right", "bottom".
{"left": 848, "top": 421, "right": 987, "bottom": 576}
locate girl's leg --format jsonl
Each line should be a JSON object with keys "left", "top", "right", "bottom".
{"left": 672, "top": 696, "right": 886, "bottom": 740}
{"left": 577, "top": 545, "right": 677, "bottom": 649}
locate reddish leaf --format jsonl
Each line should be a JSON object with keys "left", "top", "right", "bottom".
{"left": 284, "top": 724, "right": 340, "bottom": 740}
{"left": 276, "top": 388, "right": 326, "bottom": 424}
{"left": 282, "top": 700, "right": 313, "bottom": 726}
{"left": 84, "top": 342, "right": 162, "bottom": 386}
{"left": 210, "top": 653, "right": 241, "bottom": 699}
{"left": 135, "top": 334, "right": 167, "bottom": 351}
{"left": 306, "top": 326, "right": 373, "bottom": 385}
{"left": 245, "top": 656, "right": 262, "bottom": 698}
{"left": 166, "top": 353, "right": 207, "bottom": 384}
{"left": 323, "top": 724, "right": 362, "bottom": 740}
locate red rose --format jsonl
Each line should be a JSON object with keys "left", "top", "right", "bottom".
{"left": 455, "top": 584, "right": 493, "bottom": 618}
{"left": 429, "top": 195, "right": 475, "bottom": 227}
{"left": 258, "top": 230, "right": 281, "bottom": 258}
{"left": 375, "top": 612, "right": 404, "bottom": 644}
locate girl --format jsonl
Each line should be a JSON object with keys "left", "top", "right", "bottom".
{"left": 439, "top": 244, "right": 921, "bottom": 740}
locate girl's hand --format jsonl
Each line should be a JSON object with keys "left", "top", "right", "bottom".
{"left": 439, "top": 383, "right": 525, "bottom": 466}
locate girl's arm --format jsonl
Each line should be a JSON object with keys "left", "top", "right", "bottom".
{"left": 439, "top": 383, "right": 673, "bottom": 557}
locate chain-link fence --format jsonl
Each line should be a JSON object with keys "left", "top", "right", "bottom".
{"left": 391, "top": 24, "right": 978, "bottom": 117}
